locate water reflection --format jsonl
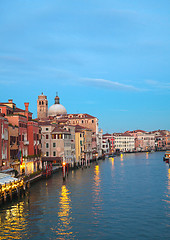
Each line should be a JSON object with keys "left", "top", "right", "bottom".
{"left": 146, "top": 152, "right": 149, "bottom": 160}
{"left": 92, "top": 165, "right": 103, "bottom": 224}
{"left": 111, "top": 157, "right": 115, "bottom": 170}
{"left": 120, "top": 153, "right": 124, "bottom": 166}
{"left": 94, "top": 165, "right": 100, "bottom": 196}
{"left": 0, "top": 201, "right": 28, "bottom": 239}
{"left": 56, "top": 185, "right": 73, "bottom": 239}
{"left": 167, "top": 168, "right": 170, "bottom": 191}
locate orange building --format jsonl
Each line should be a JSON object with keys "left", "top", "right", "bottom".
{"left": 0, "top": 99, "right": 42, "bottom": 173}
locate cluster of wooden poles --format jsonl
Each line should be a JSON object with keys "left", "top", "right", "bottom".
{"left": 0, "top": 179, "right": 30, "bottom": 205}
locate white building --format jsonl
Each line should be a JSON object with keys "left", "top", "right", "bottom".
{"left": 113, "top": 133, "right": 135, "bottom": 152}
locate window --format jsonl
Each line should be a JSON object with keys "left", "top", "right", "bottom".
{"left": 42, "top": 101, "right": 44, "bottom": 105}
{"left": 92, "top": 120, "right": 94, "bottom": 123}
{"left": 82, "top": 120, "right": 84, "bottom": 123}
{"left": 46, "top": 143, "right": 49, "bottom": 148}
{"left": 53, "top": 151, "right": 56, "bottom": 156}
{"left": 39, "top": 101, "right": 41, "bottom": 105}
{"left": 52, "top": 134, "right": 56, "bottom": 139}
{"left": 46, "top": 128, "right": 49, "bottom": 131}
{"left": 46, "top": 152, "right": 49, "bottom": 156}
{"left": 0, "top": 108, "right": 1, "bottom": 113}
{"left": 58, "top": 134, "right": 62, "bottom": 139}
{"left": 46, "top": 135, "right": 49, "bottom": 139}
{"left": 53, "top": 143, "right": 56, "bottom": 147}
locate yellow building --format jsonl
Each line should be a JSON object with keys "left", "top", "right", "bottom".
{"left": 75, "top": 126, "right": 85, "bottom": 164}
{"left": 75, "top": 125, "right": 93, "bottom": 164}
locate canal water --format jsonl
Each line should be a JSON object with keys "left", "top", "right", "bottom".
{"left": 0, "top": 152, "right": 170, "bottom": 239}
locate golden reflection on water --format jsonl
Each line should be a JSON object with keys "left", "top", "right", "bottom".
{"left": 56, "top": 185, "right": 73, "bottom": 238}
{"left": 94, "top": 165, "right": 100, "bottom": 195}
{"left": 92, "top": 165, "right": 103, "bottom": 224}
{"left": 146, "top": 152, "right": 149, "bottom": 160}
{"left": 120, "top": 153, "right": 124, "bottom": 166}
{"left": 0, "top": 201, "right": 27, "bottom": 239}
{"left": 111, "top": 157, "right": 115, "bottom": 170}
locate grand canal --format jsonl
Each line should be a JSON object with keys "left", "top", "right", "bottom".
{"left": 0, "top": 152, "right": 170, "bottom": 239}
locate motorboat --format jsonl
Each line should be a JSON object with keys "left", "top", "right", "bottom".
{"left": 163, "top": 151, "right": 170, "bottom": 163}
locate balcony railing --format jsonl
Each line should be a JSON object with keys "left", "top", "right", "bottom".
{"left": 24, "top": 141, "right": 29, "bottom": 145}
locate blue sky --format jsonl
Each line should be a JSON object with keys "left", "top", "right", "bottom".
{"left": 0, "top": 0, "right": 170, "bottom": 133}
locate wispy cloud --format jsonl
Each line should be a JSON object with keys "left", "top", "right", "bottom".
{"left": 0, "top": 55, "right": 25, "bottom": 63}
{"left": 0, "top": 80, "right": 18, "bottom": 85}
{"left": 145, "top": 79, "right": 170, "bottom": 89}
{"left": 80, "top": 78, "right": 141, "bottom": 91}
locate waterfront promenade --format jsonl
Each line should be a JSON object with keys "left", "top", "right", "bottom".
{"left": 0, "top": 152, "right": 169, "bottom": 240}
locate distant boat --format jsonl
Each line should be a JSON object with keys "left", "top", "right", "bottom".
{"left": 163, "top": 151, "right": 170, "bottom": 163}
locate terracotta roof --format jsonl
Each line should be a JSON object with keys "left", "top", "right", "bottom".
{"left": 103, "top": 133, "right": 111, "bottom": 136}
{"left": 52, "top": 127, "right": 69, "bottom": 133}
{"left": 113, "top": 133, "right": 133, "bottom": 137}
{"left": 38, "top": 121, "right": 53, "bottom": 126}
{"left": 14, "top": 107, "right": 32, "bottom": 114}
{"left": 68, "top": 113, "right": 96, "bottom": 119}
{"left": 0, "top": 104, "right": 13, "bottom": 109}
{"left": 75, "top": 124, "right": 91, "bottom": 132}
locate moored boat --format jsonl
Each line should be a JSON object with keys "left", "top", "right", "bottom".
{"left": 163, "top": 151, "right": 170, "bottom": 163}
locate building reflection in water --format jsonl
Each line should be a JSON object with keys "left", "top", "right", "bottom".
{"left": 167, "top": 168, "right": 170, "bottom": 192}
{"left": 111, "top": 157, "right": 115, "bottom": 170}
{"left": 146, "top": 152, "right": 149, "bottom": 160}
{"left": 92, "top": 165, "right": 103, "bottom": 224}
{"left": 56, "top": 184, "right": 73, "bottom": 238}
{"left": 164, "top": 168, "right": 170, "bottom": 217}
{"left": 0, "top": 201, "right": 28, "bottom": 239}
{"left": 120, "top": 153, "right": 124, "bottom": 166}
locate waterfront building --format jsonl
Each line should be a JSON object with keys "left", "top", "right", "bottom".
{"left": 37, "top": 93, "right": 101, "bottom": 158}
{"left": 0, "top": 113, "right": 9, "bottom": 170}
{"left": 102, "top": 133, "right": 115, "bottom": 153}
{"left": 102, "top": 133, "right": 135, "bottom": 153}
{"left": 75, "top": 125, "right": 85, "bottom": 163}
{"left": 0, "top": 99, "right": 42, "bottom": 174}
{"left": 74, "top": 125, "right": 92, "bottom": 164}
{"left": 113, "top": 133, "right": 135, "bottom": 152}
{"left": 127, "top": 130, "right": 155, "bottom": 151}
{"left": 66, "top": 113, "right": 100, "bottom": 157}
{"left": 101, "top": 136, "right": 110, "bottom": 154}
{"left": 40, "top": 122, "right": 73, "bottom": 165}
{"left": 149, "top": 130, "right": 170, "bottom": 151}
{"left": 63, "top": 125, "right": 76, "bottom": 164}
{"left": 8, "top": 124, "right": 19, "bottom": 166}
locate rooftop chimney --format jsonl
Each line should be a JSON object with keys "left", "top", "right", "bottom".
{"left": 8, "top": 99, "right": 13, "bottom": 103}
{"left": 24, "top": 102, "right": 29, "bottom": 112}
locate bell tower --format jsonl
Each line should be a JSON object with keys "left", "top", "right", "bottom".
{"left": 37, "top": 93, "right": 48, "bottom": 119}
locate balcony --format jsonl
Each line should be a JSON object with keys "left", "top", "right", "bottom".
{"left": 24, "top": 141, "right": 29, "bottom": 145}
{"left": 2, "top": 154, "right": 6, "bottom": 160}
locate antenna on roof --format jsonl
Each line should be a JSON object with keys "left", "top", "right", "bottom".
{"left": 56, "top": 91, "right": 58, "bottom": 97}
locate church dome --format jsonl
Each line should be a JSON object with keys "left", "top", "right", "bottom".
{"left": 48, "top": 94, "right": 67, "bottom": 116}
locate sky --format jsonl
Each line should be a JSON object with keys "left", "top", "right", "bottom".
{"left": 0, "top": 0, "right": 170, "bottom": 133}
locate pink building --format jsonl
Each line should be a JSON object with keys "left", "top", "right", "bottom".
{"left": 0, "top": 113, "right": 9, "bottom": 170}
{"left": 126, "top": 130, "right": 155, "bottom": 151}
